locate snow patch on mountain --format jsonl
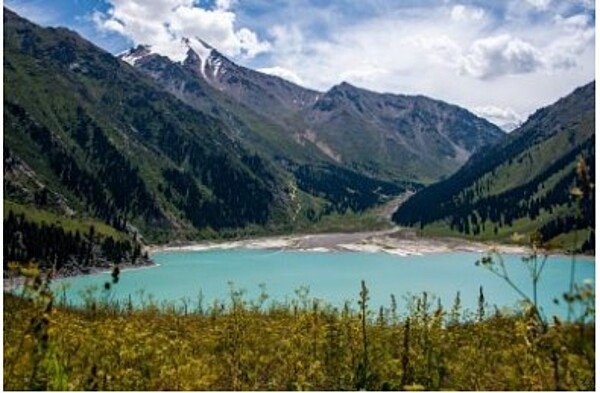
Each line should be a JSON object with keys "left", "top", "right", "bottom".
{"left": 207, "top": 55, "right": 224, "bottom": 78}
{"left": 120, "top": 41, "right": 189, "bottom": 65}
{"left": 187, "top": 38, "right": 214, "bottom": 78}
{"left": 120, "top": 45, "right": 152, "bottom": 66}
{"left": 473, "top": 105, "right": 523, "bottom": 131}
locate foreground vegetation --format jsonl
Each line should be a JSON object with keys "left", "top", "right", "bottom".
{"left": 3, "top": 260, "right": 595, "bottom": 391}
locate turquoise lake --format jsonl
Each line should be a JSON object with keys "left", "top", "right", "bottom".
{"left": 53, "top": 250, "right": 594, "bottom": 319}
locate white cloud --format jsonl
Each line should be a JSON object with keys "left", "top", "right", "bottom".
{"left": 543, "top": 13, "right": 595, "bottom": 71}
{"left": 92, "top": 12, "right": 125, "bottom": 35}
{"left": 555, "top": 13, "right": 590, "bottom": 31}
{"left": 460, "top": 34, "right": 543, "bottom": 79}
{"left": 93, "top": 0, "right": 271, "bottom": 60}
{"left": 215, "top": 0, "right": 236, "bottom": 11}
{"left": 473, "top": 105, "right": 524, "bottom": 129}
{"left": 258, "top": 66, "right": 304, "bottom": 85}
{"left": 450, "top": 5, "right": 485, "bottom": 22}
{"left": 256, "top": 1, "right": 593, "bottom": 125}
{"left": 525, "top": 0, "right": 553, "bottom": 10}
{"left": 235, "top": 28, "right": 271, "bottom": 58}
{"left": 414, "top": 35, "right": 464, "bottom": 68}
{"left": 578, "top": 0, "right": 595, "bottom": 9}
{"left": 268, "top": 24, "right": 308, "bottom": 60}
{"left": 86, "top": 0, "right": 594, "bottom": 125}
{"left": 340, "top": 64, "right": 390, "bottom": 85}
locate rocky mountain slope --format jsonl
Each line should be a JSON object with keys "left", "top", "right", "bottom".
{"left": 393, "top": 82, "right": 595, "bottom": 251}
{"left": 123, "top": 41, "right": 321, "bottom": 121}
{"left": 302, "top": 82, "right": 504, "bottom": 182}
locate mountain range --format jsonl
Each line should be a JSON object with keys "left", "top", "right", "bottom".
{"left": 3, "top": 7, "right": 593, "bottom": 252}
{"left": 3, "top": 8, "right": 504, "bottom": 241}
{"left": 121, "top": 37, "right": 504, "bottom": 183}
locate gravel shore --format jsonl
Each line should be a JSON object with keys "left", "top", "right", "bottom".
{"left": 147, "top": 228, "right": 594, "bottom": 261}
{"left": 147, "top": 228, "right": 533, "bottom": 256}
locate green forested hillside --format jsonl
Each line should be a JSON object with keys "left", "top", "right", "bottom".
{"left": 393, "top": 82, "right": 595, "bottom": 251}
{"left": 4, "top": 8, "right": 291, "bottom": 242}
{"left": 3, "top": 203, "right": 144, "bottom": 273}
{"left": 3, "top": 8, "right": 595, "bottom": 392}
{"left": 5, "top": 6, "right": 594, "bottom": 256}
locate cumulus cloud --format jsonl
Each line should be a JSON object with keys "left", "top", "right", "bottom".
{"left": 215, "top": 0, "right": 236, "bottom": 11}
{"left": 414, "top": 35, "right": 464, "bottom": 68}
{"left": 84, "top": 0, "right": 594, "bottom": 125}
{"left": 578, "top": 0, "right": 595, "bottom": 9}
{"left": 258, "top": 0, "right": 591, "bottom": 126}
{"left": 542, "top": 13, "right": 595, "bottom": 71}
{"left": 340, "top": 64, "right": 390, "bottom": 85}
{"left": 93, "top": 0, "right": 270, "bottom": 60}
{"left": 460, "top": 34, "right": 543, "bottom": 79}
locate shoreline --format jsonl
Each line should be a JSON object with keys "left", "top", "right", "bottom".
{"left": 3, "top": 260, "right": 157, "bottom": 292}
{"left": 146, "top": 228, "right": 594, "bottom": 261}
{"left": 4, "top": 229, "right": 593, "bottom": 291}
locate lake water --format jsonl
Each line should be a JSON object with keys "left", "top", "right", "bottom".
{"left": 53, "top": 250, "right": 594, "bottom": 319}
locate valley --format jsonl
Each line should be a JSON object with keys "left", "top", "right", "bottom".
{"left": 3, "top": 4, "right": 594, "bottom": 285}
{"left": 3, "top": 4, "right": 594, "bottom": 287}
{"left": 2, "top": 4, "right": 595, "bottom": 391}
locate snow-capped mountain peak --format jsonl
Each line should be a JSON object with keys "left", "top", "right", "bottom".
{"left": 120, "top": 37, "right": 211, "bottom": 63}
{"left": 121, "top": 36, "right": 323, "bottom": 115}
{"left": 186, "top": 37, "right": 213, "bottom": 61}
{"left": 120, "top": 37, "right": 225, "bottom": 80}
{"left": 120, "top": 44, "right": 154, "bottom": 66}
{"left": 182, "top": 37, "right": 217, "bottom": 79}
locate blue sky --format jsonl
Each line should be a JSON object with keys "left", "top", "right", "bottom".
{"left": 5, "top": 0, "right": 595, "bottom": 127}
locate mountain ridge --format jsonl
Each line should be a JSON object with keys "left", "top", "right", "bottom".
{"left": 122, "top": 37, "right": 505, "bottom": 183}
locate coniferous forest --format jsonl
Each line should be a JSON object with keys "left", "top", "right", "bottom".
{"left": 4, "top": 210, "right": 145, "bottom": 273}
